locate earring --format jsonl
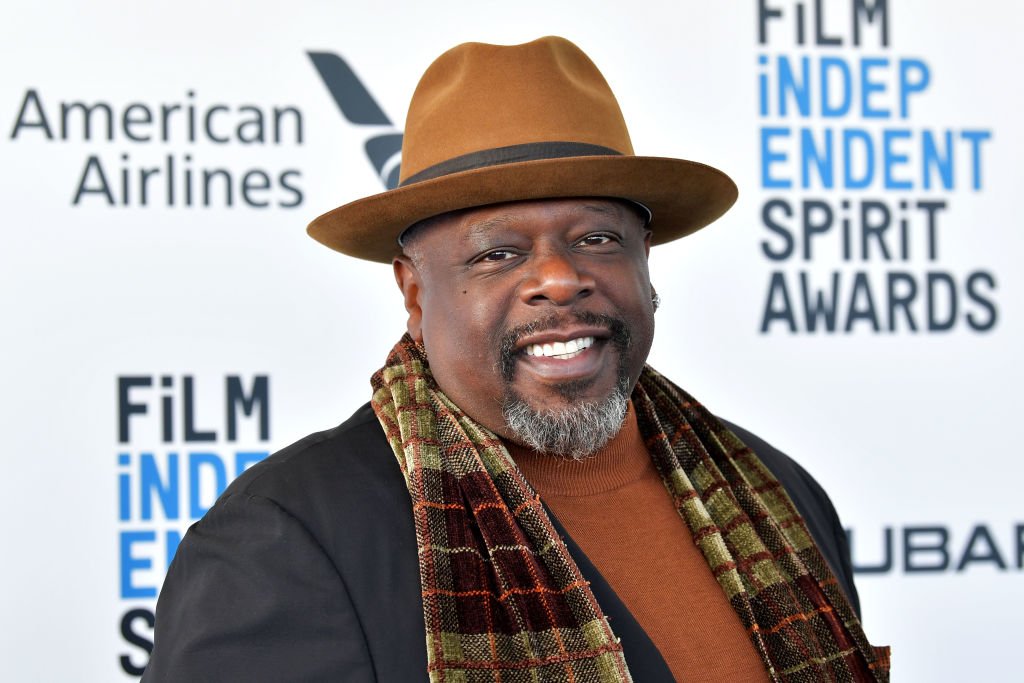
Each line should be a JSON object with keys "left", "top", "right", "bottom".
{"left": 651, "top": 286, "right": 661, "bottom": 312}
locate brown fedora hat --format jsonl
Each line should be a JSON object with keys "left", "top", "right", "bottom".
{"left": 308, "top": 36, "right": 737, "bottom": 263}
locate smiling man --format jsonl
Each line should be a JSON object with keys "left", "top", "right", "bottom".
{"left": 394, "top": 199, "right": 653, "bottom": 460}
{"left": 145, "top": 37, "right": 889, "bottom": 682}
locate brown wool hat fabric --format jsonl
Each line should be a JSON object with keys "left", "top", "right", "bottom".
{"left": 308, "top": 36, "right": 738, "bottom": 263}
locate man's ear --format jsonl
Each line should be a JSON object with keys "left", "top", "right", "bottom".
{"left": 393, "top": 256, "right": 424, "bottom": 342}
{"left": 643, "top": 229, "right": 652, "bottom": 258}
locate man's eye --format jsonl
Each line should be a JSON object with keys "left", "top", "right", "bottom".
{"left": 577, "top": 233, "right": 617, "bottom": 247}
{"left": 481, "top": 249, "right": 517, "bottom": 262}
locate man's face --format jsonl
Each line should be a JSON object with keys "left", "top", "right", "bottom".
{"left": 393, "top": 198, "right": 655, "bottom": 448}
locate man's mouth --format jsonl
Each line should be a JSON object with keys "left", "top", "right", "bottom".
{"left": 499, "top": 312, "right": 631, "bottom": 384}
{"left": 522, "top": 336, "right": 595, "bottom": 360}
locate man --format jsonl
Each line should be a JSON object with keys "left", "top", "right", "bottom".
{"left": 145, "top": 37, "right": 888, "bottom": 682}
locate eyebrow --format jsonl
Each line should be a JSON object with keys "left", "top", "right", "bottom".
{"left": 463, "top": 202, "right": 629, "bottom": 240}
{"left": 464, "top": 213, "right": 521, "bottom": 241}
{"left": 571, "top": 202, "right": 622, "bottom": 219}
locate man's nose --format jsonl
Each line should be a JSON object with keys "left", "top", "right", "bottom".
{"left": 519, "top": 248, "right": 595, "bottom": 306}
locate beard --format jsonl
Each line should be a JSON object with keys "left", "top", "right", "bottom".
{"left": 498, "top": 312, "right": 633, "bottom": 461}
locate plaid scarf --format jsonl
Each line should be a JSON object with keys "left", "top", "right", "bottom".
{"left": 371, "top": 335, "right": 890, "bottom": 682}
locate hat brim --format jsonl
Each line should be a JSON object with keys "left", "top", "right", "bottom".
{"left": 307, "top": 155, "right": 738, "bottom": 263}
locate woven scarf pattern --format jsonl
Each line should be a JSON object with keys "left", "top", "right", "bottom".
{"left": 371, "top": 335, "right": 889, "bottom": 682}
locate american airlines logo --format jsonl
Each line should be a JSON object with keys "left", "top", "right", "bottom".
{"left": 308, "top": 51, "right": 404, "bottom": 190}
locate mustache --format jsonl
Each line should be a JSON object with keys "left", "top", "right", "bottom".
{"left": 498, "top": 311, "right": 632, "bottom": 382}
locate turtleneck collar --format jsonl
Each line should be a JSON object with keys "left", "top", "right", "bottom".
{"left": 504, "top": 401, "right": 650, "bottom": 497}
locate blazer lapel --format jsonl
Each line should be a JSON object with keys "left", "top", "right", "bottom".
{"left": 546, "top": 508, "right": 676, "bottom": 682}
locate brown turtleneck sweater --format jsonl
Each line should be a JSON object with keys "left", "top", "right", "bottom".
{"left": 507, "top": 403, "right": 771, "bottom": 683}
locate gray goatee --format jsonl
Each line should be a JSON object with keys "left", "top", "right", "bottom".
{"left": 502, "top": 385, "right": 630, "bottom": 461}
{"left": 498, "top": 311, "right": 632, "bottom": 461}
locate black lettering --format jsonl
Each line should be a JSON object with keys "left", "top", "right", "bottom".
{"left": 273, "top": 106, "right": 303, "bottom": 144}
{"left": 845, "top": 271, "right": 879, "bottom": 331}
{"left": 10, "top": 89, "right": 53, "bottom": 139}
{"left": 202, "top": 168, "right": 233, "bottom": 207}
{"left": 847, "top": 526, "right": 893, "bottom": 574}
{"left": 140, "top": 166, "right": 160, "bottom": 206}
{"left": 226, "top": 375, "right": 270, "bottom": 441}
{"left": 161, "top": 375, "right": 174, "bottom": 443}
{"left": 757, "top": 0, "right": 783, "bottom": 44}
{"left": 237, "top": 105, "right": 264, "bottom": 144}
{"left": 121, "top": 153, "right": 131, "bottom": 206}
{"left": 118, "top": 377, "right": 152, "bottom": 443}
{"left": 903, "top": 526, "right": 949, "bottom": 572}
{"left": 160, "top": 104, "right": 181, "bottom": 142}
{"left": 60, "top": 100, "right": 113, "bottom": 141}
{"left": 204, "top": 105, "right": 230, "bottom": 143}
{"left": 119, "top": 608, "right": 154, "bottom": 676}
{"left": 965, "top": 271, "right": 997, "bottom": 332}
{"left": 886, "top": 271, "right": 918, "bottom": 332}
{"left": 183, "top": 376, "right": 216, "bottom": 441}
{"left": 801, "top": 199, "right": 833, "bottom": 260}
{"left": 166, "top": 154, "right": 176, "bottom": 206}
{"left": 761, "top": 272, "right": 797, "bottom": 333}
{"left": 927, "top": 272, "right": 957, "bottom": 332}
{"left": 278, "top": 170, "right": 303, "bottom": 208}
{"left": 800, "top": 271, "right": 840, "bottom": 332}
{"left": 853, "top": 0, "right": 889, "bottom": 47}
{"left": 860, "top": 201, "right": 891, "bottom": 260}
{"left": 122, "top": 103, "right": 153, "bottom": 142}
{"left": 814, "top": 0, "right": 842, "bottom": 45}
{"left": 241, "top": 170, "right": 271, "bottom": 207}
{"left": 916, "top": 200, "right": 946, "bottom": 261}
{"left": 186, "top": 90, "right": 197, "bottom": 141}
{"left": 73, "top": 155, "right": 116, "bottom": 205}
{"left": 1016, "top": 524, "right": 1024, "bottom": 569}
{"left": 956, "top": 524, "right": 1007, "bottom": 571}
{"left": 761, "top": 199, "right": 794, "bottom": 260}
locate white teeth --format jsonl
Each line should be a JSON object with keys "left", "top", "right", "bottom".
{"left": 524, "top": 336, "right": 595, "bottom": 358}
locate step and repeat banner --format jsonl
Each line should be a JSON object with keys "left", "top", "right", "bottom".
{"left": 1, "top": 1, "right": 1019, "bottom": 680}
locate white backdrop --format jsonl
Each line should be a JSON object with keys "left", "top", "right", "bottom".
{"left": 1, "top": 1, "right": 1020, "bottom": 680}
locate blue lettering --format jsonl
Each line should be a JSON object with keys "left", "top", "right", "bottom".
{"left": 860, "top": 58, "right": 890, "bottom": 118}
{"left": 922, "top": 129, "right": 953, "bottom": 190}
{"left": 882, "top": 129, "right": 913, "bottom": 189}
{"left": 120, "top": 531, "right": 157, "bottom": 598}
{"left": 118, "top": 453, "right": 131, "bottom": 521}
{"left": 843, "top": 128, "right": 874, "bottom": 189}
{"left": 819, "top": 57, "right": 852, "bottom": 117}
{"left": 761, "top": 127, "right": 792, "bottom": 188}
{"left": 800, "top": 128, "right": 834, "bottom": 189}
{"left": 899, "top": 58, "right": 930, "bottom": 118}
{"left": 961, "top": 129, "right": 992, "bottom": 190}
{"left": 140, "top": 452, "right": 179, "bottom": 521}
{"left": 758, "top": 55, "right": 769, "bottom": 117}
{"left": 777, "top": 56, "right": 810, "bottom": 117}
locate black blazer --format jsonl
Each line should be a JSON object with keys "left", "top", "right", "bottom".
{"left": 144, "top": 403, "right": 860, "bottom": 682}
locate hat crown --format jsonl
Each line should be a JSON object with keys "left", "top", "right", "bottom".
{"left": 400, "top": 37, "right": 634, "bottom": 184}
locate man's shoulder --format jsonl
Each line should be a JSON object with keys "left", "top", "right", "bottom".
{"left": 215, "top": 402, "right": 410, "bottom": 540}
{"left": 721, "top": 419, "right": 826, "bottom": 501}
{"left": 227, "top": 402, "right": 393, "bottom": 497}
{"left": 719, "top": 418, "right": 861, "bottom": 616}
